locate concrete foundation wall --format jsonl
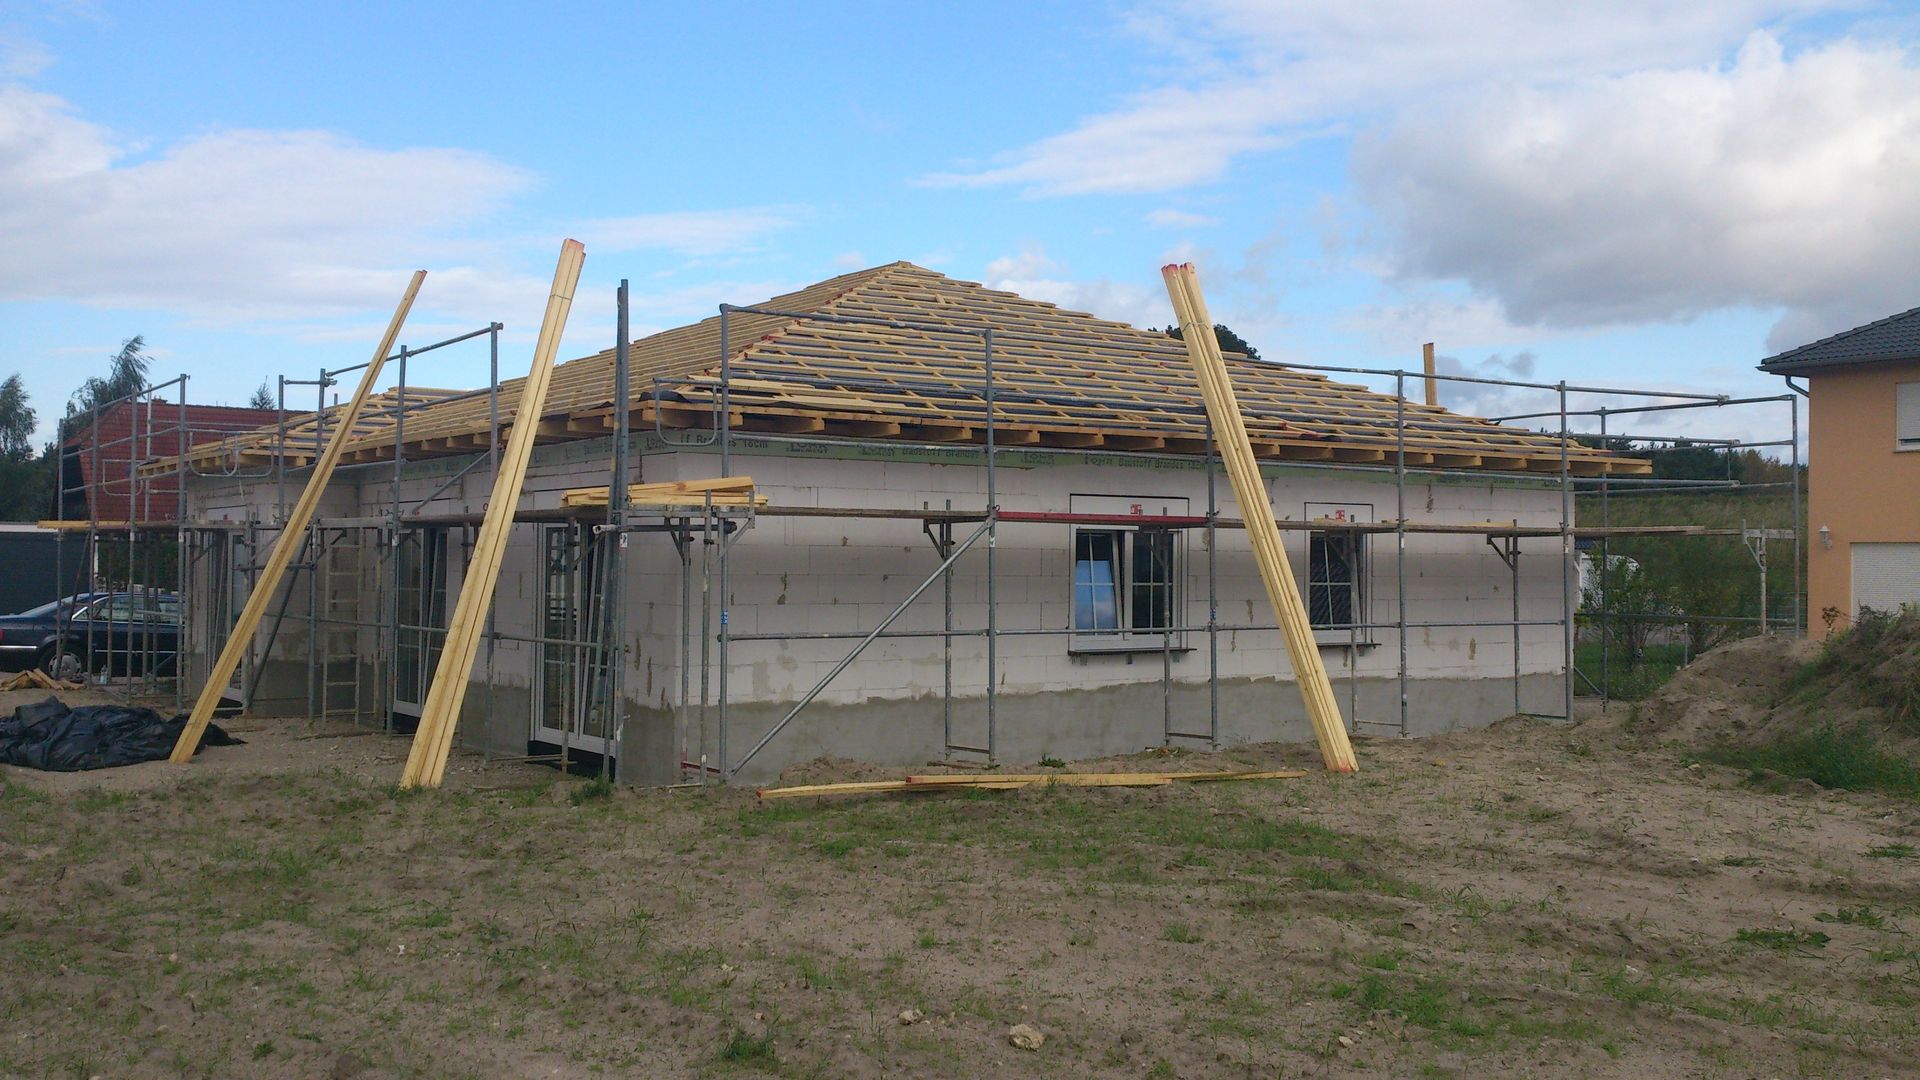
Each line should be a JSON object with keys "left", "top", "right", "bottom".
{"left": 710, "top": 673, "right": 1564, "bottom": 783}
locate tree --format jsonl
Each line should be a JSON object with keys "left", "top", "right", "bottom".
{"left": 1162, "top": 323, "right": 1261, "bottom": 360}
{"left": 1580, "top": 554, "right": 1669, "bottom": 659}
{"left": 0, "top": 374, "right": 34, "bottom": 458}
{"left": 248, "top": 381, "right": 276, "bottom": 410}
{"left": 66, "top": 336, "right": 150, "bottom": 422}
{"left": 0, "top": 375, "right": 54, "bottom": 522}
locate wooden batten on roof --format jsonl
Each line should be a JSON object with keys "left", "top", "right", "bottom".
{"left": 153, "top": 263, "right": 1650, "bottom": 477}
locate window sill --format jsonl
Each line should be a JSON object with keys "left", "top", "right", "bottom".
{"left": 1069, "top": 637, "right": 1194, "bottom": 656}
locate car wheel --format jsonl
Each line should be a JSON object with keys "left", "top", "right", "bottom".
{"left": 37, "top": 646, "right": 86, "bottom": 684}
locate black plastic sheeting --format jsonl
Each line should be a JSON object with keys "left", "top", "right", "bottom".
{"left": 0, "top": 696, "right": 243, "bottom": 772}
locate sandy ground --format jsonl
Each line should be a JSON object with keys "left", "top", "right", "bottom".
{"left": 2, "top": 688, "right": 1917, "bottom": 1078}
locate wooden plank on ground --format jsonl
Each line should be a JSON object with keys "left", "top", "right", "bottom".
{"left": 400, "top": 240, "right": 584, "bottom": 789}
{"left": 1163, "top": 263, "right": 1358, "bottom": 773}
{"left": 169, "top": 270, "right": 426, "bottom": 763}
{"left": 754, "top": 768, "right": 1308, "bottom": 799}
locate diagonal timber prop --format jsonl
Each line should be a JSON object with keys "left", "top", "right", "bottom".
{"left": 400, "top": 240, "right": 584, "bottom": 788}
{"left": 170, "top": 270, "right": 426, "bottom": 763}
{"left": 1161, "top": 263, "right": 1357, "bottom": 772}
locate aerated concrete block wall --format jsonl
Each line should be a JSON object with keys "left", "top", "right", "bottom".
{"left": 187, "top": 434, "right": 1577, "bottom": 783}
{"left": 623, "top": 441, "right": 1573, "bottom": 782}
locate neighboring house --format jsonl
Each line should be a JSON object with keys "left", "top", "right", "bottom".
{"left": 171, "top": 262, "right": 1640, "bottom": 782}
{"left": 1760, "top": 308, "right": 1920, "bottom": 633}
{"left": 62, "top": 401, "right": 281, "bottom": 522}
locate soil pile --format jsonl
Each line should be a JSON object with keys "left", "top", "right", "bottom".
{"left": 1630, "top": 633, "right": 1818, "bottom": 746}
{"left": 1632, "top": 609, "right": 1920, "bottom": 785}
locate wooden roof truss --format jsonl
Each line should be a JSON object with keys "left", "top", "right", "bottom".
{"left": 155, "top": 263, "right": 1650, "bottom": 477}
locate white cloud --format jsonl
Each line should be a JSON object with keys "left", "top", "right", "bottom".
{"left": 1354, "top": 32, "right": 1920, "bottom": 349}
{"left": 0, "top": 36, "right": 51, "bottom": 79}
{"left": 1341, "top": 295, "right": 1589, "bottom": 353}
{"left": 580, "top": 207, "right": 801, "bottom": 257}
{"left": 0, "top": 83, "right": 533, "bottom": 321}
{"left": 1146, "top": 208, "right": 1220, "bottom": 228}
{"left": 923, "top": 0, "right": 1833, "bottom": 194}
{"left": 832, "top": 250, "right": 868, "bottom": 270}
{"left": 981, "top": 246, "right": 1168, "bottom": 329}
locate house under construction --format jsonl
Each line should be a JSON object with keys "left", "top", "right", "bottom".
{"left": 110, "top": 262, "right": 1798, "bottom": 783}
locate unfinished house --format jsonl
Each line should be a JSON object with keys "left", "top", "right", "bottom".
{"left": 164, "top": 262, "right": 1650, "bottom": 783}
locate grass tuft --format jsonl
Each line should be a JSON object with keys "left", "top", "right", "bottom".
{"left": 570, "top": 776, "right": 614, "bottom": 805}
{"left": 717, "top": 1028, "right": 777, "bottom": 1064}
{"left": 1734, "top": 927, "right": 1830, "bottom": 950}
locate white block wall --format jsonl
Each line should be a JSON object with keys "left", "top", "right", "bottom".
{"left": 187, "top": 434, "right": 1575, "bottom": 767}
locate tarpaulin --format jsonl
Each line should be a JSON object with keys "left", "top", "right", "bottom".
{"left": 0, "top": 696, "right": 243, "bottom": 772}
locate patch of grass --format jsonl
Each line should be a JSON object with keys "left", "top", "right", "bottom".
{"left": 1597, "top": 967, "right": 1679, "bottom": 1007}
{"left": 1721, "top": 855, "right": 1765, "bottom": 867}
{"left": 501, "top": 780, "right": 554, "bottom": 808}
{"left": 1706, "top": 723, "right": 1920, "bottom": 799}
{"left": 75, "top": 790, "right": 133, "bottom": 813}
{"left": 1574, "top": 641, "right": 1689, "bottom": 700}
{"left": 1038, "top": 755, "right": 1066, "bottom": 769}
{"left": 1355, "top": 973, "right": 1490, "bottom": 1038}
{"left": 1360, "top": 950, "right": 1405, "bottom": 971}
{"left": 717, "top": 1029, "right": 776, "bottom": 1065}
{"left": 1734, "top": 927, "right": 1830, "bottom": 951}
{"left": 1161, "top": 922, "right": 1202, "bottom": 944}
{"left": 1814, "top": 906, "right": 1883, "bottom": 928}
{"left": 569, "top": 776, "right": 614, "bottom": 805}
{"left": 1866, "top": 842, "right": 1915, "bottom": 859}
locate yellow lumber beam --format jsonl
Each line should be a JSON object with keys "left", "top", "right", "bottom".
{"left": 557, "top": 477, "right": 766, "bottom": 509}
{"left": 170, "top": 270, "right": 426, "bottom": 763}
{"left": 1163, "top": 263, "right": 1357, "bottom": 774}
{"left": 755, "top": 780, "right": 915, "bottom": 799}
{"left": 753, "top": 768, "right": 1308, "bottom": 799}
{"left": 905, "top": 773, "right": 1173, "bottom": 788}
{"left": 401, "top": 241, "right": 583, "bottom": 789}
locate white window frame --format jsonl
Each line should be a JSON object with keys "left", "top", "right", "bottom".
{"left": 1305, "top": 502, "right": 1373, "bottom": 646}
{"left": 1068, "top": 494, "right": 1189, "bottom": 653}
{"left": 1896, "top": 381, "right": 1920, "bottom": 451}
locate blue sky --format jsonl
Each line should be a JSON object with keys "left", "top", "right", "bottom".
{"left": 6, "top": 1, "right": 1920, "bottom": 451}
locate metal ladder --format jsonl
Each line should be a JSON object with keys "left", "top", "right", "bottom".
{"left": 317, "top": 528, "right": 367, "bottom": 725}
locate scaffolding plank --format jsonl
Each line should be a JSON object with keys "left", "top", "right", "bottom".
{"left": 1164, "top": 263, "right": 1357, "bottom": 773}
{"left": 169, "top": 270, "right": 427, "bottom": 763}
{"left": 400, "top": 240, "right": 584, "bottom": 789}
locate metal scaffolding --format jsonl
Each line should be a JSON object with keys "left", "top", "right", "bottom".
{"left": 83, "top": 283, "right": 1802, "bottom": 786}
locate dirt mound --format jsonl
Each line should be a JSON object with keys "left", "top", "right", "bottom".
{"left": 1630, "top": 633, "right": 1818, "bottom": 745}
{"left": 1631, "top": 611, "right": 1920, "bottom": 794}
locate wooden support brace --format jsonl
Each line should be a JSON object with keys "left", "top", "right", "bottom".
{"left": 1162, "top": 263, "right": 1357, "bottom": 774}
{"left": 400, "top": 240, "right": 584, "bottom": 789}
{"left": 170, "top": 270, "right": 427, "bottom": 763}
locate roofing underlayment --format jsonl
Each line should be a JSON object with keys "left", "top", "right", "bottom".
{"left": 158, "top": 262, "right": 1648, "bottom": 476}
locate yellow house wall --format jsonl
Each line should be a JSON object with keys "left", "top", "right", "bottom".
{"left": 1806, "top": 358, "right": 1920, "bottom": 635}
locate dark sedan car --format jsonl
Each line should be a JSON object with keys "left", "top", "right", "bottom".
{"left": 0, "top": 590, "right": 181, "bottom": 680}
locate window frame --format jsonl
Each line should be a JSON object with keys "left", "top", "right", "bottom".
{"left": 1896, "top": 381, "right": 1920, "bottom": 451}
{"left": 1067, "top": 495, "right": 1189, "bottom": 654}
{"left": 1304, "top": 502, "right": 1373, "bottom": 646}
